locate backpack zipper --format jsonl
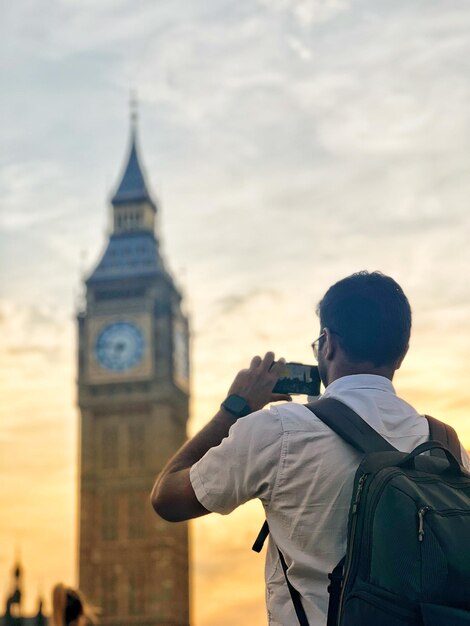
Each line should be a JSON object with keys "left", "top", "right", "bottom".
{"left": 337, "top": 473, "right": 368, "bottom": 621}
{"left": 418, "top": 506, "right": 431, "bottom": 542}
{"left": 418, "top": 507, "right": 470, "bottom": 542}
{"left": 351, "top": 473, "right": 368, "bottom": 515}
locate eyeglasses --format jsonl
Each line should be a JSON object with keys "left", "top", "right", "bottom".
{"left": 311, "top": 332, "right": 325, "bottom": 361}
{"left": 311, "top": 329, "right": 342, "bottom": 360}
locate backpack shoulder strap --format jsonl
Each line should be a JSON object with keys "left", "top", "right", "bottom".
{"left": 277, "top": 546, "right": 310, "bottom": 626}
{"left": 306, "top": 397, "right": 396, "bottom": 454}
{"left": 252, "top": 521, "right": 310, "bottom": 625}
{"left": 426, "top": 415, "right": 462, "bottom": 463}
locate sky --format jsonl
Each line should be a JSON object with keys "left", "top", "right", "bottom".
{"left": 1, "top": 0, "right": 470, "bottom": 623}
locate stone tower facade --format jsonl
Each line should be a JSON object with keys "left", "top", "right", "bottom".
{"left": 77, "top": 114, "right": 190, "bottom": 626}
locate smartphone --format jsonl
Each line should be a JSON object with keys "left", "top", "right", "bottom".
{"left": 272, "top": 362, "right": 321, "bottom": 396}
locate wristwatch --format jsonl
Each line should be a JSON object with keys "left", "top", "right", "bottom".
{"left": 221, "top": 394, "right": 252, "bottom": 419}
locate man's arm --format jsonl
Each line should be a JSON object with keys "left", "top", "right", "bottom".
{"left": 150, "top": 352, "right": 290, "bottom": 522}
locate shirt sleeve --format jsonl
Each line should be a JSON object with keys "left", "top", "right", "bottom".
{"left": 189, "top": 406, "right": 284, "bottom": 515}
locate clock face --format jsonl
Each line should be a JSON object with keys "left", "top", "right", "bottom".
{"left": 95, "top": 322, "right": 145, "bottom": 372}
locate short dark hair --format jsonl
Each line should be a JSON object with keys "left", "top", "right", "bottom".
{"left": 317, "top": 271, "right": 411, "bottom": 367}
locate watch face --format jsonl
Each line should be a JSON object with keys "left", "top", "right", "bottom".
{"left": 95, "top": 322, "right": 145, "bottom": 371}
{"left": 228, "top": 395, "right": 247, "bottom": 412}
{"left": 223, "top": 394, "right": 250, "bottom": 417}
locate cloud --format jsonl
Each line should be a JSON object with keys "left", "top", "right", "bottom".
{"left": 258, "top": 0, "right": 352, "bottom": 26}
{"left": 0, "top": 161, "right": 67, "bottom": 230}
{"left": 4, "top": 0, "right": 470, "bottom": 308}
{"left": 213, "top": 288, "right": 280, "bottom": 317}
{"left": 192, "top": 503, "right": 267, "bottom": 625}
{"left": 6, "top": 345, "right": 57, "bottom": 357}
{"left": 444, "top": 396, "right": 470, "bottom": 413}
{"left": 0, "top": 301, "right": 71, "bottom": 356}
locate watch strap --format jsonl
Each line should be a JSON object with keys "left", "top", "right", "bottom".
{"left": 221, "top": 394, "right": 252, "bottom": 419}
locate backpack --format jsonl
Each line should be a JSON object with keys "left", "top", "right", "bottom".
{"left": 253, "top": 397, "right": 470, "bottom": 626}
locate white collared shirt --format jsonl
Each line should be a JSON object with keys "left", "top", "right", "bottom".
{"left": 190, "top": 375, "right": 470, "bottom": 625}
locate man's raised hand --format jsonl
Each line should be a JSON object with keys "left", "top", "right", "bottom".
{"left": 226, "top": 352, "right": 292, "bottom": 413}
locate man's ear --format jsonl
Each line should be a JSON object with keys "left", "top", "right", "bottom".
{"left": 323, "top": 327, "right": 336, "bottom": 360}
{"left": 395, "top": 344, "right": 409, "bottom": 370}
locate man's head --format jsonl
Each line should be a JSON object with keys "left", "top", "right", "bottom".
{"left": 316, "top": 271, "right": 412, "bottom": 386}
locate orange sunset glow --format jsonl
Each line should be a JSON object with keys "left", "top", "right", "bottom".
{"left": 1, "top": 1, "right": 470, "bottom": 625}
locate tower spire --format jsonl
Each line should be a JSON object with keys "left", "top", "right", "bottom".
{"left": 130, "top": 89, "right": 138, "bottom": 134}
{"left": 110, "top": 96, "right": 156, "bottom": 210}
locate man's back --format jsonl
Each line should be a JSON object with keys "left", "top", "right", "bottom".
{"left": 190, "top": 374, "right": 470, "bottom": 625}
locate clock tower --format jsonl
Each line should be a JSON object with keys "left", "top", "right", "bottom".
{"left": 77, "top": 111, "right": 190, "bottom": 626}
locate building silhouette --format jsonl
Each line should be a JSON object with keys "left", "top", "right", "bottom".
{"left": 0, "top": 562, "right": 47, "bottom": 626}
{"left": 77, "top": 109, "right": 190, "bottom": 625}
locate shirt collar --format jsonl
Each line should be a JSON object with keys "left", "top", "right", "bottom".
{"left": 323, "top": 374, "right": 396, "bottom": 396}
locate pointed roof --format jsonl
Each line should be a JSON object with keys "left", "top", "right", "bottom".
{"left": 87, "top": 231, "right": 165, "bottom": 284}
{"left": 111, "top": 112, "right": 156, "bottom": 209}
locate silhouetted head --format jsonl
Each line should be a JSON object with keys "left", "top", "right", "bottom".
{"left": 51, "top": 584, "right": 96, "bottom": 626}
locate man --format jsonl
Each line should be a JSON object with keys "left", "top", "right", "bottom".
{"left": 151, "top": 271, "right": 470, "bottom": 626}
